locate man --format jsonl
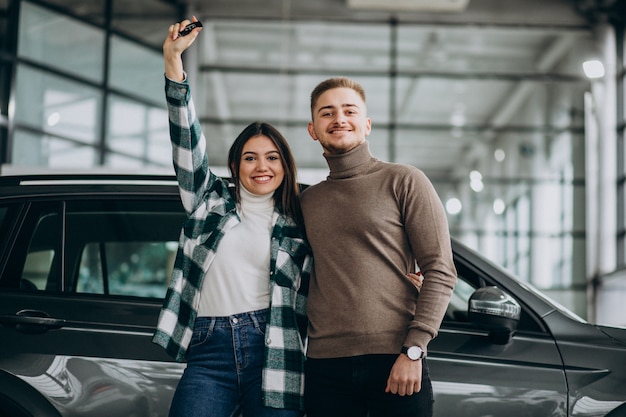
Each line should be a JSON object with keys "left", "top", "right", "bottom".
{"left": 300, "top": 77, "right": 457, "bottom": 417}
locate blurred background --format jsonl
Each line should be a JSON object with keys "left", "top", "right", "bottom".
{"left": 1, "top": 0, "right": 625, "bottom": 325}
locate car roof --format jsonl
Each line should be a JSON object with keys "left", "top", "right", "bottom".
{"left": 0, "top": 165, "right": 177, "bottom": 183}
{"left": 0, "top": 167, "right": 183, "bottom": 200}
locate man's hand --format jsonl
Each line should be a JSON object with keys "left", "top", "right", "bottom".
{"left": 385, "top": 354, "right": 423, "bottom": 396}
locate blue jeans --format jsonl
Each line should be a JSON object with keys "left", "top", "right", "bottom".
{"left": 168, "top": 309, "right": 302, "bottom": 417}
{"left": 304, "top": 355, "right": 434, "bottom": 417}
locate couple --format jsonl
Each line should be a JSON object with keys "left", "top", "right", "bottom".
{"left": 153, "top": 17, "right": 457, "bottom": 417}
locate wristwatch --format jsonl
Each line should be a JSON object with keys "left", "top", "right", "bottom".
{"left": 401, "top": 345, "right": 426, "bottom": 360}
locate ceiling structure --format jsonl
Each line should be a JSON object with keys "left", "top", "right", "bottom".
{"left": 163, "top": 0, "right": 602, "bottom": 185}
{"left": 41, "top": 0, "right": 621, "bottom": 185}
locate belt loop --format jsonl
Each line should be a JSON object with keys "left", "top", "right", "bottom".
{"left": 250, "top": 309, "right": 267, "bottom": 329}
{"left": 250, "top": 310, "right": 260, "bottom": 328}
{"left": 208, "top": 316, "right": 216, "bottom": 332}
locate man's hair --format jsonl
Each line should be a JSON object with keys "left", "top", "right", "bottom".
{"left": 310, "top": 77, "right": 367, "bottom": 116}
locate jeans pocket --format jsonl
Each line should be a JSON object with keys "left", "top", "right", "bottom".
{"left": 189, "top": 321, "right": 214, "bottom": 347}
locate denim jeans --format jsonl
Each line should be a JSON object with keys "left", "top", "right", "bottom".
{"left": 304, "top": 355, "right": 434, "bottom": 417}
{"left": 168, "top": 309, "right": 302, "bottom": 417}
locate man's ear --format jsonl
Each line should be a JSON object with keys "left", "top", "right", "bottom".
{"left": 307, "top": 122, "right": 318, "bottom": 141}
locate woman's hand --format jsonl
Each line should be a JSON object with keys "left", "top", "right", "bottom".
{"left": 406, "top": 271, "right": 423, "bottom": 292}
{"left": 163, "top": 16, "right": 203, "bottom": 82}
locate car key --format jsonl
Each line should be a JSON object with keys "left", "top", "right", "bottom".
{"left": 179, "top": 21, "right": 202, "bottom": 36}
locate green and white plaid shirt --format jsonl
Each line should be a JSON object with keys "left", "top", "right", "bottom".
{"left": 153, "top": 77, "right": 311, "bottom": 411}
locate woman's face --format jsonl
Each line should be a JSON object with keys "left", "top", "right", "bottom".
{"left": 237, "top": 134, "right": 285, "bottom": 195}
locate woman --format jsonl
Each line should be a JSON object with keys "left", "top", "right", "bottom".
{"left": 152, "top": 17, "right": 311, "bottom": 417}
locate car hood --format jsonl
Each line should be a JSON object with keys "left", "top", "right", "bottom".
{"left": 597, "top": 324, "right": 626, "bottom": 345}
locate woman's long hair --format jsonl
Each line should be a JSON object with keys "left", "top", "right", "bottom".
{"left": 228, "top": 121, "right": 304, "bottom": 228}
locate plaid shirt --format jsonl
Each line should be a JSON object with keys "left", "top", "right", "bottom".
{"left": 153, "top": 77, "right": 311, "bottom": 411}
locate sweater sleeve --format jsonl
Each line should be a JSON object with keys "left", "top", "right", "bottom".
{"left": 165, "top": 75, "right": 215, "bottom": 214}
{"left": 401, "top": 168, "right": 457, "bottom": 351}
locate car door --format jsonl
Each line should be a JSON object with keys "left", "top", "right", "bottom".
{"left": 0, "top": 196, "right": 186, "bottom": 417}
{"left": 428, "top": 259, "right": 568, "bottom": 417}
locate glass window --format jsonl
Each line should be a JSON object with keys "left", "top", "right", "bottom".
{"left": 197, "top": 72, "right": 390, "bottom": 123}
{"left": 397, "top": 26, "right": 595, "bottom": 76}
{"left": 111, "top": 0, "right": 178, "bottom": 48}
{"left": 39, "top": 0, "right": 105, "bottom": 25}
{"left": 444, "top": 276, "right": 476, "bottom": 322}
{"left": 18, "top": 199, "right": 184, "bottom": 298}
{"left": 23, "top": 250, "right": 53, "bottom": 290}
{"left": 65, "top": 201, "right": 184, "bottom": 298}
{"left": 12, "top": 129, "right": 98, "bottom": 168}
{"left": 394, "top": 77, "right": 515, "bottom": 125}
{"left": 14, "top": 65, "right": 102, "bottom": 144}
{"left": 203, "top": 20, "right": 390, "bottom": 72}
{"left": 22, "top": 210, "right": 59, "bottom": 291}
{"left": 18, "top": 1, "right": 105, "bottom": 82}
{"left": 76, "top": 240, "right": 177, "bottom": 298}
{"left": 108, "top": 35, "right": 163, "bottom": 104}
{"left": 106, "top": 94, "right": 170, "bottom": 165}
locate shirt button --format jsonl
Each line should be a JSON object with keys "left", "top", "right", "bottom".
{"left": 266, "top": 338, "right": 271, "bottom": 345}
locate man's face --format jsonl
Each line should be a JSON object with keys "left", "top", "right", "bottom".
{"left": 308, "top": 87, "right": 372, "bottom": 155}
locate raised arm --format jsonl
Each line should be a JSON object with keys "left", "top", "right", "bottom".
{"left": 163, "top": 17, "right": 214, "bottom": 213}
{"left": 163, "top": 16, "right": 202, "bottom": 82}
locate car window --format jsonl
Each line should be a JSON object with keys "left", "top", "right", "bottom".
{"left": 14, "top": 199, "right": 185, "bottom": 299}
{"left": 23, "top": 249, "right": 54, "bottom": 290}
{"left": 76, "top": 240, "right": 178, "bottom": 298}
{"left": 444, "top": 277, "right": 476, "bottom": 322}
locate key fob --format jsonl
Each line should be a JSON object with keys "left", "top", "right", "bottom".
{"left": 179, "top": 21, "right": 202, "bottom": 37}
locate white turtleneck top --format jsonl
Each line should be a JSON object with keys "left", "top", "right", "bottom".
{"left": 198, "top": 185, "right": 275, "bottom": 317}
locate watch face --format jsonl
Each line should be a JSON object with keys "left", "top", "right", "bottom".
{"left": 407, "top": 346, "right": 423, "bottom": 360}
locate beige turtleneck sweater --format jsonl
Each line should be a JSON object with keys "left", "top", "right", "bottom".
{"left": 300, "top": 141, "right": 457, "bottom": 358}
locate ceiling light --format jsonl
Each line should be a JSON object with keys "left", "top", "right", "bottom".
{"left": 347, "top": 0, "right": 470, "bottom": 12}
{"left": 493, "top": 198, "right": 505, "bottom": 215}
{"left": 582, "top": 60, "right": 605, "bottom": 79}
{"left": 470, "top": 170, "right": 483, "bottom": 192}
{"left": 47, "top": 112, "right": 61, "bottom": 127}
{"left": 446, "top": 197, "right": 462, "bottom": 215}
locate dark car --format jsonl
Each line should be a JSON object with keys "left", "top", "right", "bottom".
{"left": 0, "top": 171, "right": 625, "bottom": 417}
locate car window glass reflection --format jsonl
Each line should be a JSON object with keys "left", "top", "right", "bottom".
{"left": 76, "top": 240, "right": 177, "bottom": 298}
{"left": 16, "top": 200, "right": 184, "bottom": 298}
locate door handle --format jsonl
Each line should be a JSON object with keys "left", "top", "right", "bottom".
{"left": 0, "top": 309, "right": 66, "bottom": 334}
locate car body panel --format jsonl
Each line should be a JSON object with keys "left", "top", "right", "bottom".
{"left": 1, "top": 173, "right": 625, "bottom": 417}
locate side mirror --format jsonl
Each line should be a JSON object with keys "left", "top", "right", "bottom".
{"left": 468, "top": 286, "right": 521, "bottom": 344}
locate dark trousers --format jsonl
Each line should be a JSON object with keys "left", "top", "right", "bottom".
{"left": 304, "top": 355, "right": 434, "bottom": 417}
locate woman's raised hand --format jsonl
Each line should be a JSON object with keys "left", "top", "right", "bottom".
{"left": 163, "top": 16, "right": 203, "bottom": 82}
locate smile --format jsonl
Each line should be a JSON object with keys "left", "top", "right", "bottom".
{"left": 253, "top": 176, "right": 272, "bottom": 183}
